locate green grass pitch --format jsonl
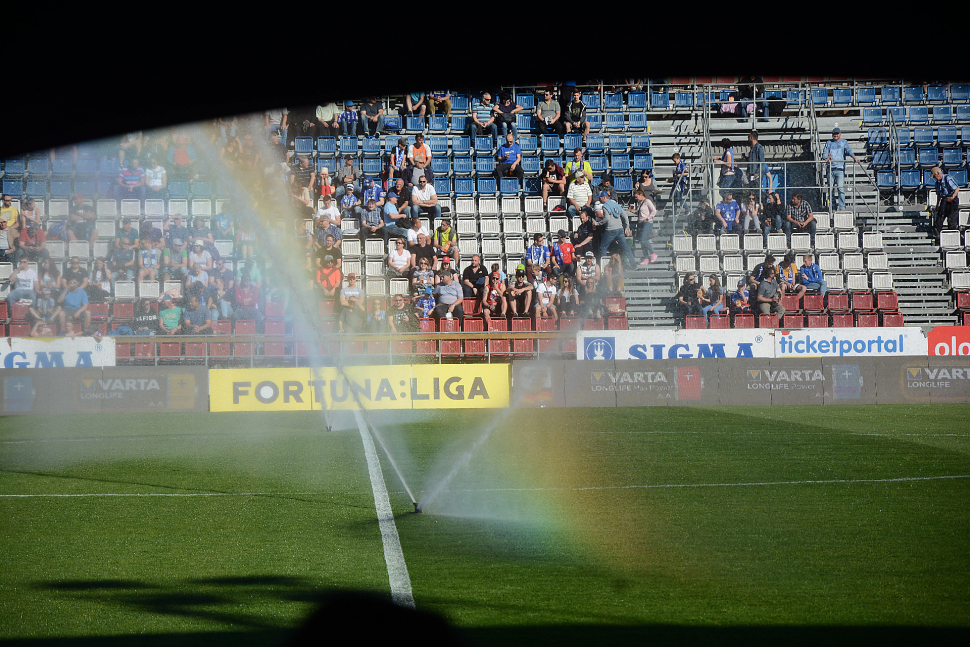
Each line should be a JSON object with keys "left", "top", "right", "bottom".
{"left": 1, "top": 406, "right": 968, "bottom": 646}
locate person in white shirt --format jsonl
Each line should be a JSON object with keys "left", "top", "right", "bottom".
{"left": 314, "top": 194, "right": 341, "bottom": 224}
{"left": 566, "top": 171, "right": 593, "bottom": 220}
{"left": 406, "top": 218, "right": 430, "bottom": 246}
{"left": 7, "top": 257, "right": 38, "bottom": 306}
{"left": 535, "top": 274, "right": 559, "bottom": 321}
{"left": 387, "top": 237, "right": 412, "bottom": 278}
{"left": 145, "top": 158, "right": 168, "bottom": 199}
{"left": 408, "top": 176, "right": 441, "bottom": 228}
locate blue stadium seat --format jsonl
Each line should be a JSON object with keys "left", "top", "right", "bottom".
{"left": 2, "top": 178, "right": 23, "bottom": 195}
{"left": 900, "top": 170, "right": 922, "bottom": 189}
{"left": 565, "top": 134, "right": 585, "bottom": 151}
{"left": 383, "top": 115, "right": 401, "bottom": 131}
{"left": 97, "top": 179, "right": 113, "bottom": 197}
{"left": 50, "top": 180, "right": 72, "bottom": 197}
{"left": 475, "top": 155, "right": 494, "bottom": 174}
{"left": 862, "top": 108, "right": 883, "bottom": 124}
{"left": 867, "top": 128, "right": 887, "bottom": 148}
{"left": 650, "top": 91, "right": 669, "bottom": 109}
{"left": 604, "top": 113, "right": 624, "bottom": 131}
{"left": 294, "top": 137, "right": 314, "bottom": 154}
{"left": 428, "top": 115, "right": 447, "bottom": 132}
{"left": 191, "top": 181, "right": 212, "bottom": 196}
{"left": 3, "top": 158, "right": 25, "bottom": 176}
{"left": 961, "top": 127, "right": 970, "bottom": 145}
{"left": 475, "top": 135, "right": 494, "bottom": 153}
{"left": 477, "top": 178, "right": 496, "bottom": 195}
{"left": 451, "top": 115, "right": 468, "bottom": 132}
{"left": 406, "top": 115, "right": 425, "bottom": 133}
{"left": 857, "top": 87, "right": 877, "bottom": 104}
{"left": 428, "top": 136, "right": 448, "bottom": 155}
{"left": 897, "top": 148, "right": 916, "bottom": 167}
{"left": 913, "top": 127, "right": 934, "bottom": 145}
{"left": 674, "top": 91, "right": 693, "bottom": 108}
{"left": 25, "top": 179, "right": 45, "bottom": 196}
{"left": 933, "top": 105, "right": 953, "bottom": 123}
{"left": 582, "top": 92, "right": 600, "bottom": 111}
{"left": 74, "top": 180, "right": 96, "bottom": 196}
{"left": 450, "top": 95, "right": 469, "bottom": 112}
{"left": 318, "top": 137, "right": 337, "bottom": 154}
{"left": 452, "top": 136, "right": 470, "bottom": 155}
{"left": 434, "top": 178, "right": 451, "bottom": 195}
{"left": 588, "top": 155, "right": 607, "bottom": 173}
{"left": 608, "top": 134, "right": 627, "bottom": 153}
{"left": 870, "top": 149, "right": 891, "bottom": 168}
{"left": 362, "top": 137, "right": 381, "bottom": 155}
{"left": 587, "top": 113, "right": 603, "bottom": 131}
{"left": 603, "top": 93, "right": 623, "bottom": 110}
{"left": 876, "top": 170, "right": 896, "bottom": 188}
{"left": 811, "top": 88, "right": 828, "bottom": 106}
{"left": 541, "top": 135, "right": 559, "bottom": 154}
{"left": 785, "top": 90, "right": 804, "bottom": 106}
{"left": 917, "top": 147, "right": 939, "bottom": 168}
{"left": 76, "top": 157, "right": 98, "bottom": 175}
{"left": 430, "top": 157, "right": 450, "bottom": 175}
{"left": 630, "top": 134, "right": 651, "bottom": 150}
{"left": 169, "top": 181, "right": 190, "bottom": 196}
{"left": 100, "top": 157, "right": 119, "bottom": 177}
{"left": 628, "top": 112, "right": 648, "bottom": 131}
{"left": 521, "top": 155, "right": 540, "bottom": 174}
{"left": 499, "top": 177, "right": 520, "bottom": 194}
{"left": 833, "top": 87, "right": 853, "bottom": 105}
{"left": 52, "top": 158, "right": 73, "bottom": 175}
{"left": 455, "top": 178, "right": 474, "bottom": 195}
{"left": 633, "top": 154, "right": 654, "bottom": 171}
{"left": 718, "top": 91, "right": 734, "bottom": 102}
{"left": 939, "top": 127, "right": 959, "bottom": 146}
{"left": 763, "top": 89, "right": 783, "bottom": 101}
{"left": 896, "top": 127, "right": 911, "bottom": 146}
{"left": 909, "top": 106, "right": 929, "bottom": 123}
{"left": 524, "top": 177, "right": 540, "bottom": 195}
{"left": 950, "top": 168, "right": 969, "bottom": 186}
{"left": 951, "top": 85, "right": 970, "bottom": 103}
{"left": 879, "top": 86, "right": 899, "bottom": 104}
{"left": 956, "top": 106, "right": 970, "bottom": 122}
{"left": 28, "top": 157, "right": 49, "bottom": 176}
{"left": 903, "top": 85, "right": 924, "bottom": 103}
{"left": 886, "top": 106, "right": 905, "bottom": 123}
{"left": 627, "top": 92, "right": 647, "bottom": 109}
{"left": 610, "top": 154, "right": 630, "bottom": 173}
{"left": 339, "top": 137, "right": 359, "bottom": 155}
{"left": 362, "top": 157, "right": 382, "bottom": 175}
{"left": 516, "top": 94, "right": 535, "bottom": 111}
{"left": 519, "top": 135, "right": 537, "bottom": 154}
{"left": 928, "top": 85, "right": 948, "bottom": 102}
{"left": 516, "top": 114, "right": 534, "bottom": 133}
{"left": 317, "top": 157, "right": 337, "bottom": 175}
{"left": 613, "top": 175, "right": 633, "bottom": 193}
{"left": 448, "top": 155, "right": 470, "bottom": 175}
{"left": 942, "top": 147, "right": 964, "bottom": 167}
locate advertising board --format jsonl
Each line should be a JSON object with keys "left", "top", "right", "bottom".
{"left": 1, "top": 337, "right": 115, "bottom": 369}
{"left": 576, "top": 330, "right": 773, "bottom": 361}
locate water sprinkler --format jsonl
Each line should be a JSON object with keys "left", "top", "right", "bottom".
{"left": 413, "top": 502, "right": 422, "bottom": 514}
{"left": 326, "top": 425, "right": 333, "bottom": 432}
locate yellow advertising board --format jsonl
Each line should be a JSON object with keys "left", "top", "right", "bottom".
{"left": 208, "top": 365, "right": 509, "bottom": 412}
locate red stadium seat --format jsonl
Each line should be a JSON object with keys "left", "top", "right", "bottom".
{"left": 111, "top": 301, "right": 134, "bottom": 321}
{"left": 263, "top": 320, "right": 286, "bottom": 357}
{"left": 488, "top": 316, "right": 510, "bottom": 357}
{"left": 807, "top": 313, "right": 829, "bottom": 328}
{"left": 234, "top": 320, "right": 256, "bottom": 357}
{"left": 882, "top": 312, "right": 905, "bottom": 327}
{"left": 88, "top": 302, "right": 109, "bottom": 321}
{"left": 781, "top": 293, "right": 801, "bottom": 312}
{"left": 416, "top": 318, "right": 436, "bottom": 355}
{"left": 11, "top": 303, "right": 29, "bottom": 321}
{"left": 160, "top": 342, "right": 181, "bottom": 360}
{"left": 115, "top": 341, "right": 131, "bottom": 360}
{"left": 560, "top": 316, "right": 581, "bottom": 354}
{"left": 964, "top": 311, "right": 970, "bottom": 326}
{"left": 536, "top": 315, "right": 557, "bottom": 353}
{"left": 733, "top": 314, "right": 755, "bottom": 328}
{"left": 511, "top": 316, "right": 533, "bottom": 356}
{"left": 184, "top": 342, "right": 206, "bottom": 359}
{"left": 877, "top": 292, "right": 899, "bottom": 311}
{"left": 265, "top": 301, "right": 286, "bottom": 319}
{"left": 463, "top": 317, "right": 485, "bottom": 356}
{"left": 319, "top": 299, "right": 336, "bottom": 317}
{"left": 831, "top": 312, "right": 854, "bottom": 328}
{"left": 211, "top": 320, "right": 230, "bottom": 335}
{"left": 758, "top": 313, "right": 779, "bottom": 328}
{"left": 685, "top": 315, "right": 706, "bottom": 329}
{"left": 209, "top": 341, "right": 230, "bottom": 358}
{"left": 0, "top": 303, "right": 7, "bottom": 320}
{"left": 8, "top": 322, "right": 30, "bottom": 336}
{"left": 367, "top": 340, "right": 390, "bottom": 356}
{"left": 709, "top": 314, "right": 730, "bottom": 329}
{"left": 957, "top": 291, "right": 970, "bottom": 310}
{"left": 782, "top": 314, "right": 805, "bottom": 328}
{"left": 852, "top": 292, "right": 874, "bottom": 311}
{"left": 826, "top": 292, "right": 849, "bottom": 312}
{"left": 802, "top": 293, "right": 824, "bottom": 311}
{"left": 857, "top": 312, "right": 878, "bottom": 327}
{"left": 391, "top": 339, "right": 414, "bottom": 355}
{"left": 605, "top": 296, "right": 627, "bottom": 313}
{"left": 462, "top": 297, "right": 480, "bottom": 316}
{"left": 608, "top": 314, "right": 629, "bottom": 330}
{"left": 342, "top": 340, "right": 364, "bottom": 356}
{"left": 439, "top": 318, "right": 461, "bottom": 355}
{"left": 583, "top": 318, "right": 603, "bottom": 330}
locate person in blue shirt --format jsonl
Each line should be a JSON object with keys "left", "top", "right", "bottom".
{"left": 669, "top": 152, "right": 689, "bottom": 214}
{"left": 493, "top": 133, "right": 524, "bottom": 185}
{"left": 526, "top": 233, "right": 551, "bottom": 274}
{"left": 715, "top": 192, "right": 740, "bottom": 232}
{"left": 822, "top": 127, "right": 859, "bottom": 211}
{"left": 415, "top": 286, "right": 436, "bottom": 319}
{"left": 714, "top": 138, "right": 738, "bottom": 198}
{"left": 798, "top": 253, "right": 828, "bottom": 297}
{"left": 931, "top": 166, "right": 960, "bottom": 239}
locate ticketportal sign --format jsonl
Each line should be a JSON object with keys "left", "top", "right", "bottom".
{"left": 1, "top": 337, "right": 115, "bottom": 368}
{"left": 209, "top": 365, "right": 510, "bottom": 412}
{"left": 776, "top": 327, "right": 926, "bottom": 357}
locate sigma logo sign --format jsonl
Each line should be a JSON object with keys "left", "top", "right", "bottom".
{"left": 584, "top": 337, "right": 615, "bottom": 360}
{"left": 746, "top": 367, "right": 826, "bottom": 391}
{"left": 589, "top": 366, "right": 702, "bottom": 400}
{"left": 0, "top": 337, "right": 116, "bottom": 368}
{"left": 577, "top": 330, "right": 771, "bottom": 360}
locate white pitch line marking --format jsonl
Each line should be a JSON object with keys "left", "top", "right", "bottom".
{"left": 354, "top": 410, "right": 414, "bottom": 609}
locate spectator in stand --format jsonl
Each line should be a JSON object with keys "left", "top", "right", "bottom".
{"left": 686, "top": 197, "right": 715, "bottom": 236}
{"left": 535, "top": 274, "right": 559, "bottom": 321}
{"left": 595, "top": 193, "right": 635, "bottom": 269}
{"left": 746, "top": 130, "right": 771, "bottom": 197}
{"left": 290, "top": 156, "right": 316, "bottom": 206}
{"left": 316, "top": 254, "right": 342, "bottom": 298}
{"left": 598, "top": 174, "right": 618, "bottom": 204}
{"left": 388, "top": 138, "right": 410, "bottom": 182}
{"left": 188, "top": 239, "right": 213, "bottom": 271}
{"left": 507, "top": 270, "right": 534, "bottom": 316}
{"left": 214, "top": 205, "right": 233, "bottom": 240}
{"left": 286, "top": 106, "right": 318, "bottom": 156}
{"left": 137, "top": 237, "right": 161, "bottom": 282}
{"left": 36, "top": 258, "right": 63, "bottom": 298}
{"left": 432, "top": 217, "right": 459, "bottom": 266}
{"left": 715, "top": 191, "right": 741, "bottom": 233}
{"left": 29, "top": 287, "right": 61, "bottom": 336}
{"left": 337, "top": 274, "right": 365, "bottom": 333}
{"left": 438, "top": 256, "right": 456, "bottom": 280}
{"left": 407, "top": 218, "right": 431, "bottom": 247}
{"left": 388, "top": 294, "right": 419, "bottom": 333}
{"left": 551, "top": 230, "right": 576, "bottom": 277}
{"left": 494, "top": 92, "right": 523, "bottom": 140}
{"left": 184, "top": 263, "right": 209, "bottom": 298}
{"left": 740, "top": 192, "right": 761, "bottom": 233}
{"left": 265, "top": 108, "right": 289, "bottom": 141}
{"left": 699, "top": 274, "right": 725, "bottom": 323}
{"left": 428, "top": 89, "right": 451, "bottom": 117}
{"left": 461, "top": 254, "right": 488, "bottom": 298}
{"left": 58, "top": 278, "right": 91, "bottom": 331}
{"left": 14, "top": 218, "right": 47, "bottom": 264}
{"left": 1, "top": 193, "right": 18, "bottom": 253}
{"left": 164, "top": 214, "right": 191, "bottom": 249}
{"left": 405, "top": 91, "right": 427, "bottom": 116}
{"left": 582, "top": 276, "right": 605, "bottom": 319}
{"left": 391, "top": 178, "right": 411, "bottom": 213}
{"left": 410, "top": 176, "right": 441, "bottom": 229}
{"left": 539, "top": 158, "right": 566, "bottom": 209}
{"left": 158, "top": 295, "right": 182, "bottom": 335}
{"left": 110, "top": 238, "right": 137, "bottom": 283}
{"left": 382, "top": 193, "right": 411, "bottom": 240}
{"left": 713, "top": 138, "right": 737, "bottom": 197}
{"left": 131, "top": 298, "right": 159, "bottom": 335}
{"left": 535, "top": 90, "right": 564, "bottom": 136}
{"left": 339, "top": 184, "right": 362, "bottom": 222}
{"left": 338, "top": 101, "right": 360, "bottom": 136}
{"left": 57, "top": 257, "right": 85, "bottom": 295}
{"left": 526, "top": 233, "right": 552, "bottom": 275}
{"left": 182, "top": 294, "right": 212, "bottom": 335}
{"left": 669, "top": 153, "right": 689, "bottom": 215}
{"left": 118, "top": 131, "right": 143, "bottom": 167}
{"left": 731, "top": 279, "right": 752, "bottom": 315}
{"left": 145, "top": 157, "right": 168, "bottom": 200}
{"left": 206, "top": 275, "right": 233, "bottom": 322}
{"left": 414, "top": 286, "right": 436, "bottom": 320}
{"left": 361, "top": 97, "right": 385, "bottom": 136}
{"left": 315, "top": 233, "right": 342, "bottom": 271}
{"left": 762, "top": 190, "right": 785, "bottom": 244}
{"left": 315, "top": 194, "right": 341, "bottom": 225}
{"left": 602, "top": 253, "right": 625, "bottom": 294}
{"left": 7, "top": 258, "right": 38, "bottom": 308}
{"left": 358, "top": 199, "right": 386, "bottom": 245}
{"left": 778, "top": 252, "right": 806, "bottom": 299}
{"left": 676, "top": 273, "right": 702, "bottom": 322}
{"left": 783, "top": 192, "right": 816, "bottom": 245}
{"left": 749, "top": 254, "right": 776, "bottom": 297}
{"left": 87, "top": 258, "right": 112, "bottom": 302}
{"left": 210, "top": 257, "right": 234, "bottom": 290}
{"left": 494, "top": 133, "right": 524, "bottom": 186}
{"left": 566, "top": 171, "right": 593, "bottom": 220}
{"left": 559, "top": 275, "right": 581, "bottom": 316}
{"left": 409, "top": 231, "right": 437, "bottom": 272}
{"left": 799, "top": 253, "right": 828, "bottom": 298}
{"left": 167, "top": 136, "right": 198, "bottom": 180}
{"left": 633, "top": 188, "right": 657, "bottom": 266}
{"left": 479, "top": 272, "right": 507, "bottom": 328}
{"left": 756, "top": 265, "right": 786, "bottom": 318}
{"left": 189, "top": 217, "right": 214, "bottom": 247}
{"left": 564, "top": 147, "right": 593, "bottom": 189}
{"left": 387, "top": 237, "right": 411, "bottom": 279}
{"left": 468, "top": 93, "right": 498, "bottom": 146}
{"left": 316, "top": 167, "right": 334, "bottom": 202}
{"left": 67, "top": 193, "right": 98, "bottom": 251}
{"left": 407, "top": 134, "right": 434, "bottom": 187}
{"left": 115, "top": 217, "right": 139, "bottom": 249}
{"left": 161, "top": 237, "right": 189, "bottom": 281}
{"left": 314, "top": 102, "right": 339, "bottom": 138}
{"left": 233, "top": 273, "right": 261, "bottom": 322}
{"left": 335, "top": 155, "right": 363, "bottom": 199}
{"left": 364, "top": 298, "right": 388, "bottom": 333}
{"left": 564, "top": 89, "right": 591, "bottom": 142}
{"left": 572, "top": 208, "right": 597, "bottom": 259}
{"left": 432, "top": 270, "right": 464, "bottom": 325}
{"left": 411, "top": 257, "right": 436, "bottom": 292}
{"left": 931, "top": 166, "right": 960, "bottom": 239}
{"left": 0, "top": 213, "right": 11, "bottom": 264}
{"left": 822, "top": 127, "right": 859, "bottom": 211}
